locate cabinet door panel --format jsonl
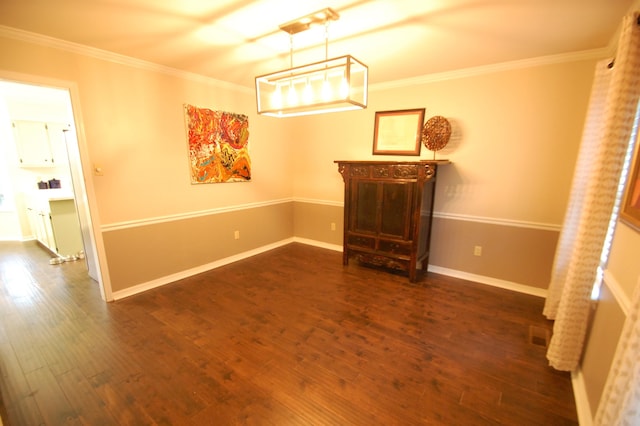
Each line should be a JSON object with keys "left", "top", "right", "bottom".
{"left": 47, "top": 123, "right": 71, "bottom": 167}
{"left": 380, "top": 183, "right": 412, "bottom": 238}
{"left": 378, "top": 240, "right": 412, "bottom": 256}
{"left": 347, "top": 235, "right": 375, "bottom": 249}
{"left": 353, "top": 181, "right": 378, "bottom": 233}
{"left": 12, "top": 121, "right": 54, "bottom": 167}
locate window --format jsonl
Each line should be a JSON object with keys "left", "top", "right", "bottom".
{"left": 593, "top": 101, "right": 640, "bottom": 299}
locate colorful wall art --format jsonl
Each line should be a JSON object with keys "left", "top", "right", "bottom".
{"left": 184, "top": 104, "right": 251, "bottom": 184}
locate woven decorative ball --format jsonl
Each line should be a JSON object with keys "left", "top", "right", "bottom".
{"left": 422, "top": 116, "right": 451, "bottom": 155}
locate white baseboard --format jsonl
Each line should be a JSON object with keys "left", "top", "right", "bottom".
{"left": 295, "top": 240, "right": 548, "bottom": 299}
{"left": 111, "top": 239, "right": 547, "bottom": 301}
{"left": 292, "top": 237, "right": 343, "bottom": 252}
{"left": 572, "top": 368, "right": 593, "bottom": 426}
{"left": 427, "top": 265, "right": 548, "bottom": 298}
{"left": 111, "top": 238, "right": 295, "bottom": 300}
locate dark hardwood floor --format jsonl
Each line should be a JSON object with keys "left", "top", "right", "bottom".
{"left": 0, "top": 241, "right": 577, "bottom": 425}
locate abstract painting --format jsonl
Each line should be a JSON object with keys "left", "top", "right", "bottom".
{"left": 184, "top": 104, "right": 251, "bottom": 183}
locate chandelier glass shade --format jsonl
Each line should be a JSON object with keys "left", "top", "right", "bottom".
{"left": 255, "top": 8, "right": 368, "bottom": 118}
{"left": 256, "top": 55, "right": 367, "bottom": 117}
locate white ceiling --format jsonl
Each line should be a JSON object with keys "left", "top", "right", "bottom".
{"left": 0, "top": 0, "right": 637, "bottom": 89}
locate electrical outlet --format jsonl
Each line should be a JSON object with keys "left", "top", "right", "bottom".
{"left": 331, "top": 222, "right": 336, "bottom": 231}
{"left": 234, "top": 230, "right": 240, "bottom": 240}
{"left": 474, "top": 246, "right": 482, "bottom": 256}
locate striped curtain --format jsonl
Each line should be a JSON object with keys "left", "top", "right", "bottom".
{"left": 543, "top": 60, "right": 612, "bottom": 319}
{"left": 544, "top": 11, "right": 640, "bottom": 372}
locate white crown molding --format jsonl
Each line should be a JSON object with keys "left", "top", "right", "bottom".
{"left": 1, "top": 25, "right": 610, "bottom": 97}
{"left": 0, "top": 25, "right": 252, "bottom": 95}
{"left": 101, "top": 198, "right": 293, "bottom": 232}
{"left": 370, "top": 48, "right": 609, "bottom": 91}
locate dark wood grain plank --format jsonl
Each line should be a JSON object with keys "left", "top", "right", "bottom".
{"left": 0, "top": 241, "right": 577, "bottom": 425}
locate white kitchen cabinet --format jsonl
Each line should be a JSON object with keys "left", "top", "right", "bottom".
{"left": 26, "top": 192, "right": 82, "bottom": 256}
{"left": 11, "top": 120, "right": 70, "bottom": 168}
{"left": 46, "top": 122, "right": 71, "bottom": 167}
{"left": 25, "top": 206, "right": 40, "bottom": 243}
{"left": 27, "top": 204, "right": 56, "bottom": 253}
{"left": 39, "top": 210, "right": 56, "bottom": 251}
{"left": 12, "top": 120, "right": 54, "bottom": 167}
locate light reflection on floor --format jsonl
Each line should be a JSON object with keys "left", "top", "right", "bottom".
{"left": 0, "top": 255, "right": 42, "bottom": 306}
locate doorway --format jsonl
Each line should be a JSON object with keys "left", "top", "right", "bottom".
{"left": 0, "top": 77, "right": 107, "bottom": 301}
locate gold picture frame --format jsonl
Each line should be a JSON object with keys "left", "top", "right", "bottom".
{"left": 373, "top": 108, "right": 425, "bottom": 156}
{"left": 621, "top": 131, "right": 640, "bottom": 231}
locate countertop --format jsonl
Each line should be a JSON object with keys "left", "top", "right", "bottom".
{"left": 32, "top": 189, "right": 75, "bottom": 202}
{"left": 30, "top": 188, "right": 75, "bottom": 204}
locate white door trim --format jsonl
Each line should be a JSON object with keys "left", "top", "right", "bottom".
{"left": 0, "top": 70, "right": 113, "bottom": 301}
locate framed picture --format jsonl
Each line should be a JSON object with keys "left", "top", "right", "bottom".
{"left": 621, "top": 132, "right": 640, "bottom": 231}
{"left": 373, "top": 108, "right": 425, "bottom": 155}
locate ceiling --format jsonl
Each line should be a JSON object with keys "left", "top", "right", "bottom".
{"left": 0, "top": 0, "right": 637, "bottom": 89}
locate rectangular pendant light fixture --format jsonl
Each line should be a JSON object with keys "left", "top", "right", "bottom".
{"left": 255, "top": 8, "right": 368, "bottom": 118}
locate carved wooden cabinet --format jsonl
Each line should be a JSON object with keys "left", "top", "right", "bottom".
{"left": 335, "top": 160, "right": 448, "bottom": 282}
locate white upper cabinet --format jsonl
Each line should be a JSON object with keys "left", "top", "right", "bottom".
{"left": 46, "top": 122, "right": 71, "bottom": 166}
{"left": 12, "top": 120, "right": 69, "bottom": 168}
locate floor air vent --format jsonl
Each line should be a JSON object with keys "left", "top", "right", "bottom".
{"left": 529, "top": 325, "right": 550, "bottom": 348}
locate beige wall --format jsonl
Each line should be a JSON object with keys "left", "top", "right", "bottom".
{"left": 0, "top": 30, "right": 600, "bottom": 298}
{"left": 5, "top": 20, "right": 640, "bottom": 425}
{"left": 580, "top": 284, "right": 626, "bottom": 417}
{"left": 579, "top": 125, "right": 640, "bottom": 418}
{"left": 580, "top": 219, "right": 640, "bottom": 417}
{"left": 429, "top": 217, "right": 558, "bottom": 289}
{"left": 290, "top": 60, "right": 595, "bottom": 224}
{"left": 290, "top": 59, "right": 596, "bottom": 291}
{"left": 293, "top": 201, "right": 343, "bottom": 247}
{"left": 292, "top": 200, "right": 559, "bottom": 289}
{"left": 606, "top": 223, "right": 640, "bottom": 298}
{"left": 0, "top": 33, "right": 293, "bottom": 226}
{"left": 0, "top": 30, "right": 295, "bottom": 295}
{"left": 103, "top": 202, "right": 293, "bottom": 293}
{"left": 3, "top": 19, "right": 640, "bottom": 426}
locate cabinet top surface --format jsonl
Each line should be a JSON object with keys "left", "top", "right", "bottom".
{"left": 32, "top": 189, "right": 75, "bottom": 202}
{"left": 334, "top": 160, "right": 450, "bottom": 165}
